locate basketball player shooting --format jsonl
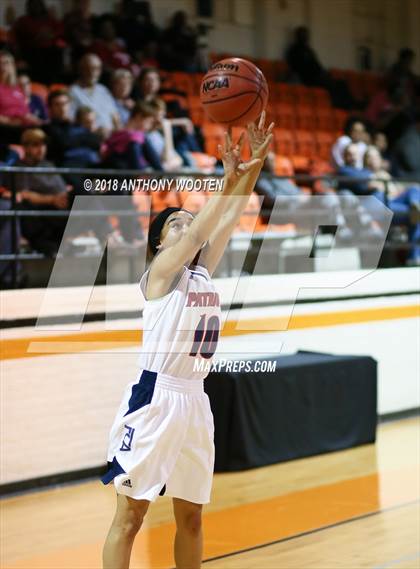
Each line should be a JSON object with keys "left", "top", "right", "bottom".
{"left": 101, "top": 112, "right": 274, "bottom": 569}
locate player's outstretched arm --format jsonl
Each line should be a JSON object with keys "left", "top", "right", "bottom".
{"left": 199, "top": 112, "right": 274, "bottom": 276}
{"left": 148, "top": 145, "right": 262, "bottom": 292}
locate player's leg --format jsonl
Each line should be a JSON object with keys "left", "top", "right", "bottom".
{"left": 103, "top": 493, "right": 150, "bottom": 569}
{"left": 172, "top": 497, "right": 203, "bottom": 569}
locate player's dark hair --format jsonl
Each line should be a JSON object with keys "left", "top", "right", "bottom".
{"left": 147, "top": 207, "right": 193, "bottom": 260}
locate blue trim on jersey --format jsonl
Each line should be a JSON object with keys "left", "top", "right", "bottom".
{"left": 123, "top": 369, "right": 157, "bottom": 417}
{"left": 101, "top": 456, "right": 126, "bottom": 484}
{"left": 190, "top": 270, "right": 208, "bottom": 281}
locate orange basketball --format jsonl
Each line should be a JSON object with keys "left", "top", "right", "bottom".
{"left": 200, "top": 58, "right": 269, "bottom": 127}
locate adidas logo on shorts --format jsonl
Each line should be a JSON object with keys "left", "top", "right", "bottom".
{"left": 122, "top": 479, "right": 132, "bottom": 488}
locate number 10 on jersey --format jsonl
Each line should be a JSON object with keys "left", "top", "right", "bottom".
{"left": 189, "top": 314, "right": 220, "bottom": 359}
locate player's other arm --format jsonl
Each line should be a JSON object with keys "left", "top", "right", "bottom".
{"left": 149, "top": 154, "right": 262, "bottom": 284}
{"left": 201, "top": 112, "right": 274, "bottom": 276}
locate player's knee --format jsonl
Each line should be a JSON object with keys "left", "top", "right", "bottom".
{"left": 114, "top": 515, "right": 142, "bottom": 539}
{"left": 178, "top": 509, "right": 202, "bottom": 536}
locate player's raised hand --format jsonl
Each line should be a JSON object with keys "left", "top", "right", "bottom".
{"left": 218, "top": 129, "right": 261, "bottom": 190}
{"left": 247, "top": 111, "right": 274, "bottom": 160}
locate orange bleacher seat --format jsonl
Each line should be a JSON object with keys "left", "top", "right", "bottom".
{"left": 169, "top": 71, "right": 195, "bottom": 95}
{"left": 49, "top": 83, "right": 68, "bottom": 92}
{"left": 151, "top": 187, "right": 180, "bottom": 213}
{"left": 273, "top": 103, "right": 296, "bottom": 130}
{"left": 289, "top": 84, "right": 313, "bottom": 106}
{"left": 31, "top": 82, "right": 48, "bottom": 101}
{"left": 187, "top": 95, "right": 201, "bottom": 109}
{"left": 290, "top": 155, "right": 311, "bottom": 173}
{"left": 333, "top": 109, "right": 349, "bottom": 132}
{"left": 294, "top": 130, "right": 317, "bottom": 158}
{"left": 202, "top": 122, "right": 225, "bottom": 156}
{"left": 296, "top": 105, "right": 317, "bottom": 130}
{"left": 190, "top": 107, "right": 205, "bottom": 126}
{"left": 272, "top": 83, "right": 295, "bottom": 105}
{"left": 189, "top": 152, "right": 217, "bottom": 173}
{"left": 255, "top": 59, "right": 276, "bottom": 81}
{"left": 363, "top": 72, "right": 385, "bottom": 97}
{"left": 238, "top": 192, "right": 265, "bottom": 232}
{"left": 202, "top": 123, "right": 224, "bottom": 137}
{"left": 192, "top": 73, "right": 205, "bottom": 90}
{"left": 347, "top": 71, "right": 365, "bottom": 100}
{"left": 178, "top": 188, "right": 208, "bottom": 212}
{"left": 272, "top": 128, "right": 295, "bottom": 156}
{"left": 274, "top": 60, "right": 288, "bottom": 81}
{"left": 132, "top": 190, "right": 152, "bottom": 232}
{"left": 314, "top": 131, "right": 335, "bottom": 161}
{"left": 312, "top": 87, "right": 331, "bottom": 108}
{"left": 315, "top": 108, "right": 335, "bottom": 131}
{"left": 274, "top": 156, "right": 294, "bottom": 177}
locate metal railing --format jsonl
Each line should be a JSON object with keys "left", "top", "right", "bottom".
{"left": 0, "top": 165, "right": 418, "bottom": 288}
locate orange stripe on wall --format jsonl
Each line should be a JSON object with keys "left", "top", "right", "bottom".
{"left": 1, "top": 304, "right": 418, "bottom": 361}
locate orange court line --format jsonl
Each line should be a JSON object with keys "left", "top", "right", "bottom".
{"left": 1, "top": 304, "right": 419, "bottom": 361}
{"left": 3, "top": 467, "right": 419, "bottom": 569}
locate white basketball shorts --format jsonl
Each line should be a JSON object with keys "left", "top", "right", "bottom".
{"left": 101, "top": 369, "right": 215, "bottom": 504}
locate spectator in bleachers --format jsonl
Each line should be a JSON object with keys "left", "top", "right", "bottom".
{"left": 110, "top": 68, "right": 135, "bottom": 126}
{"left": 69, "top": 53, "right": 119, "bottom": 135}
{"left": 136, "top": 66, "right": 161, "bottom": 103}
{"left": 159, "top": 11, "right": 199, "bottom": 71}
{"left": 0, "top": 143, "right": 23, "bottom": 288}
{"left": 255, "top": 151, "right": 355, "bottom": 242}
{"left": 12, "top": 0, "right": 65, "bottom": 84}
{"left": 149, "top": 98, "right": 200, "bottom": 167}
{"left": 337, "top": 143, "right": 371, "bottom": 195}
{"left": 63, "top": 0, "right": 93, "bottom": 64}
{"left": 91, "top": 16, "right": 133, "bottom": 74}
{"left": 116, "top": 0, "right": 160, "bottom": 57}
{"left": 102, "top": 101, "right": 162, "bottom": 171}
{"left": 46, "top": 89, "right": 101, "bottom": 169}
{"left": 0, "top": 50, "right": 41, "bottom": 142}
{"left": 387, "top": 48, "right": 419, "bottom": 100}
{"left": 372, "top": 131, "right": 390, "bottom": 170}
{"left": 285, "top": 26, "right": 327, "bottom": 88}
{"left": 331, "top": 118, "right": 368, "bottom": 169}
{"left": 285, "top": 26, "right": 355, "bottom": 108}
{"left": 391, "top": 113, "right": 420, "bottom": 180}
{"left": 136, "top": 66, "right": 188, "bottom": 118}
{"left": 368, "top": 81, "right": 414, "bottom": 149}
{"left": 17, "top": 73, "right": 48, "bottom": 121}
{"left": 146, "top": 99, "right": 184, "bottom": 171}
{"left": 13, "top": 128, "right": 70, "bottom": 256}
{"left": 75, "top": 105, "right": 98, "bottom": 133}
{"left": 364, "top": 146, "right": 420, "bottom": 265}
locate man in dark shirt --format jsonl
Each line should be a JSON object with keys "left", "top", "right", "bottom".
{"left": 46, "top": 89, "right": 101, "bottom": 169}
{"left": 14, "top": 128, "right": 69, "bottom": 256}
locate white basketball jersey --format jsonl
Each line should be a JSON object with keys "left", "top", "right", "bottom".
{"left": 138, "top": 264, "right": 222, "bottom": 380}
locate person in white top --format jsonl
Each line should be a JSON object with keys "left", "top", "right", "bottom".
{"left": 69, "top": 53, "right": 119, "bottom": 135}
{"left": 101, "top": 112, "right": 274, "bottom": 569}
{"left": 331, "top": 117, "right": 369, "bottom": 169}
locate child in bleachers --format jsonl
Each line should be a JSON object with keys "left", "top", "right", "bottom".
{"left": 102, "top": 101, "right": 162, "bottom": 171}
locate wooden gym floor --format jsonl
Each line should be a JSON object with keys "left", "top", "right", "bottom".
{"left": 1, "top": 416, "right": 419, "bottom": 569}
